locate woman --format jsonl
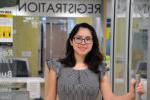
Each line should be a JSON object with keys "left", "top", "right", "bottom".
{"left": 45, "top": 23, "right": 144, "bottom": 100}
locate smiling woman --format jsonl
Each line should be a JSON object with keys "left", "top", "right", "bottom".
{"left": 45, "top": 23, "right": 105, "bottom": 100}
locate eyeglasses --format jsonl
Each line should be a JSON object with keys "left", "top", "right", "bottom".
{"left": 73, "top": 36, "right": 93, "bottom": 44}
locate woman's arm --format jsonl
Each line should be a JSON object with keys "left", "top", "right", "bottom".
{"left": 100, "top": 73, "right": 137, "bottom": 100}
{"left": 45, "top": 64, "right": 57, "bottom": 100}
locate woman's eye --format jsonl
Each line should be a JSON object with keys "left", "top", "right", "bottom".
{"left": 85, "top": 37, "right": 92, "bottom": 41}
{"left": 76, "top": 37, "right": 82, "bottom": 40}
{"left": 86, "top": 38, "right": 90, "bottom": 41}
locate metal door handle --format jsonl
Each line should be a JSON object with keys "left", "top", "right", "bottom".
{"left": 135, "top": 74, "right": 141, "bottom": 100}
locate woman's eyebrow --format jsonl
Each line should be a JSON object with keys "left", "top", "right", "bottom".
{"left": 75, "top": 35, "right": 92, "bottom": 37}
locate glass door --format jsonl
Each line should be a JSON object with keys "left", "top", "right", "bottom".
{"left": 129, "top": 0, "right": 149, "bottom": 99}
{"left": 112, "top": 1, "right": 149, "bottom": 98}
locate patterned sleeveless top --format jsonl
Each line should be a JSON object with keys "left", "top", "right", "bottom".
{"left": 47, "top": 59, "right": 109, "bottom": 100}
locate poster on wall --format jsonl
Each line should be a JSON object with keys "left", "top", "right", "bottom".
{"left": 0, "top": 13, "right": 13, "bottom": 44}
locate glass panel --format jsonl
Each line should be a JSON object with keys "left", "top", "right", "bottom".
{"left": 114, "top": 0, "right": 128, "bottom": 95}
{"left": 13, "top": 16, "right": 41, "bottom": 77}
{"left": 131, "top": 0, "right": 149, "bottom": 99}
{"left": 0, "top": 16, "right": 42, "bottom": 77}
{"left": 0, "top": 0, "right": 106, "bottom": 100}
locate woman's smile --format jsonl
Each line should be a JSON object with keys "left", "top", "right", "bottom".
{"left": 78, "top": 46, "right": 88, "bottom": 52}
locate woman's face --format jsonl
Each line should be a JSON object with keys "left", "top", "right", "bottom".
{"left": 71, "top": 27, "right": 93, "bottom": 57}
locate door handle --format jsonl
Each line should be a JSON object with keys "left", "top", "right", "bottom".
{"left": 135, "top": 74, "right": 141, "bottom": 100}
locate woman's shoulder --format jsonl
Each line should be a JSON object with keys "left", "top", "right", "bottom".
{"left": 46, "top": 58, "right": 63, "bottom": 77}
{"left": 47, "top": 58, "right": 62, "bottom": 69}
{"left": 98, "top": 62, "right": 109, "bottom": 72}
{"left": 98, "top": 62, "right": 109, "bottom": 78}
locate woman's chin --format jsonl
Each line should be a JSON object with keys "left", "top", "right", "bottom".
{"left": 77, "top": 51, "right": 88, "bottom": 56}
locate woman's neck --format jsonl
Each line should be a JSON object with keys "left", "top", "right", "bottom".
{"left": 74, "top": 53, "right": 87, "bottom": 69}
{"left": 75, "top": 52, "right": 85, "bottom": 62}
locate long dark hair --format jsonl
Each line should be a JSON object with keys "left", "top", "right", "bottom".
{"left": 59, "top": 23, "right": 104, "bottom": 73}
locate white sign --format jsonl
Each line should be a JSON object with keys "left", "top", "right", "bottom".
{"left": 17, "top": 0, "right": 102, "bottom": 17}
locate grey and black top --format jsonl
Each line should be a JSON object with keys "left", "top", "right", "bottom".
{"left": 47, "top": 59, "right": 109, "bottom": 100}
